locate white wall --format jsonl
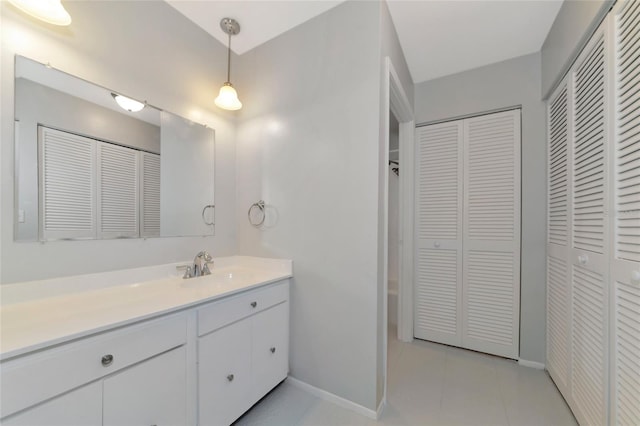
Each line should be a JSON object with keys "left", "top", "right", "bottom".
{"left": 414, "top": 53, "right": 546, "bottom": 364}
{"left": 1, "top": 0, "right": 237, "bottom": 283}
{"left": 235, "top": 0, "right": 384, "bottom": 411}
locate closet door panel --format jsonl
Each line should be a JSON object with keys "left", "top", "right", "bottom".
{"left": 414, "top": 122, "right": 463, "bottom": 346}
{"left": 462, "top": 110, "right": 521, "bottom": 359}
{"left": 547, "top": 81, "right": 572, "bottom": 392}
{"left": 570, "top": 22, "right": 609, "bottom": 426}
{"left": 612, "top": 2, "right": 640, "bottom": 424}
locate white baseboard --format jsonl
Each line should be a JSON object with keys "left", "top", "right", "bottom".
{"left": 518, "top": 359, "right": 545, "bottom": 369}
{"left": 286, "top": 376, "right": 378, "bottom": 419}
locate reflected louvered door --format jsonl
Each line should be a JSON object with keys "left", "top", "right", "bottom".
{"left": 39, "top": 126, "right": 96, "bottom": 240}
{"left": 140, "top": 152, "right": 160, "bottom": 237}
{"left": 462, "top": 110, "right": 521, "bottom": 359}
{"left": 611, "top": 2, "right": 640, "bottom": 424}
{"left": 570, "top": 22, "right": 610, "bottom": 426}
{"left": 414, "top": 121, "right": 463, "bottom": 346}
{"left": 97, "top": 143, "right": 139, "bottom": 238}
{"left": 547, "top": 80, "right": 572, "bottom": 395}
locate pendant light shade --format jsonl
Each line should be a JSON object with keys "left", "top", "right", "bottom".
{"left": 215, "top": 82, "right": 242, "bottom": 110}
{"left": 216, "top": 18, "right": 242, "bottom": 111}
{"left": 8, "top": 0, "right": 71, "bottom": 26}
{"left": 111, "top": 93, "right": 145, "bottom": 112}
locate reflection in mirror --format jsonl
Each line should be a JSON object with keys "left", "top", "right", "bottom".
{"left": 14, "top": 56, "right": 215, "bottom": 241}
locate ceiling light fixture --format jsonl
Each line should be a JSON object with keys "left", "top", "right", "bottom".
{"left": 215, "top": 18, "right": 242, "bottom": 111}
{"left": 111, "top": 93, "right": 145, "bottom": 112}
{"left": 7, "top": 0, "right": 72, "bottom": 26}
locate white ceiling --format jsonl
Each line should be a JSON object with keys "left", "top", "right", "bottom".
{"left": 165, "top": 0, "right": 563, "bottom": 84}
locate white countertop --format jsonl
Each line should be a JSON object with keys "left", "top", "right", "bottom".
{"left": 0, "top": 256, "right": 292, "bottom": 360}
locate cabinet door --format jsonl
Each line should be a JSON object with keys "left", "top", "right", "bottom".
{"left": 546, "top": 79, "right": 572, "bottom": 395}
{"left": 413, "top": 121, "right": 464, "bottom": 346}
{"left": 103, "top": 346, "right": 187, "bottom": 426}
{"left": 569, "top": 21, "right": 610, "bottom": 426}
{"left": 198, "top": 319, "right": 252, "bottom": 426}
{"left": 2, "top": 382, "right": 101, "bottom": 426}
{"left": 462, "top": 110, "right": 521, "bottom": 359}
{"left": 611, "top": 1, "right": 640, "bottom": 424}
{"left": 252, "top": 302, "right": 289, "bottom": 401}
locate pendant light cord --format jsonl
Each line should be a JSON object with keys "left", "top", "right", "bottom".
{"left": 227, "top": 32, "right": 231, "bottom": 83}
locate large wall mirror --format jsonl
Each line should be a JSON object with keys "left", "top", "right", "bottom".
{"left": 14, "top": 55, "right": 215, "bottom": 241}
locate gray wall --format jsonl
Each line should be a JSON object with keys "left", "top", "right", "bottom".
{"left": 541, "top": 0, "right": 613, "bottom": 98}
{"left": 414, "top": 53, "right": 546, "bottom": 364}
{"left": 235, "top": 0, "right": 382, "bottom": 411}
{"left": 1, "top": 0, "right": 237, "bottom": 283}
{"left": 14, "top": 78, "right": 161, "bottom": 241}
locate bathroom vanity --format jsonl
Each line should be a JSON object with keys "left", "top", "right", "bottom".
{"left": 0, "top": 256, "right": 291, "bottom": 426}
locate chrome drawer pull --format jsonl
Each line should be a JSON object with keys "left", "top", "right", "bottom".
{"left": 270, "top": 347, "right": 276, "bottom": 354}
{"left": 227, "top": 374, "right": 234, "bottom": 382}
{"left": 101, "top": 354, "right": 114, "bottom": 367}
{"left": 250, "top": 301, "right": 257, "bottom": 308}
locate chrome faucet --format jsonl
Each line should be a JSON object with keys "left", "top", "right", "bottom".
{"left": 193, "top": 250, "right": 213, "bottom": 277}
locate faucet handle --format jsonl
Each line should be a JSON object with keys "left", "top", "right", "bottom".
{"left": 202, "top": 260, "right": 214, "bottom": 276}
{"left": 176, "top": 264, "right": 193, "bottom": 279}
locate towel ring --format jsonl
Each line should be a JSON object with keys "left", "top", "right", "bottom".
{"left": 202, "top": 204, "right": 215, "bottom": 226}
{"left": 248, "top": 200, "right": 266, "bottom": 227}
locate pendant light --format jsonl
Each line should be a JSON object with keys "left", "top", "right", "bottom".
{"left": 7, "top": 0, "right": 71, "bottom": 26}
{"left": 215, "top": 18, "right": 242, "bottom": 111}
{"left": 111, "top": 93, "right": 145, "bottom": 112}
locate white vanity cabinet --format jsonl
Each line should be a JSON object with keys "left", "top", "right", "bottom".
{"left": 198, "top": 281, "right": 290, "bottom": 426}
{"left": 0, "top": 313, "right": 188, "bottom": 426}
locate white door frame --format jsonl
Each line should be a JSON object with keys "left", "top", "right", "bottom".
{"left": 381, "top": 56, "right": 414, "bottom": 409}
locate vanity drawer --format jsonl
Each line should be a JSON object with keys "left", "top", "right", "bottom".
{"left": 198, "top": 281, "right": 289, "bottom": 337}
{"left": 0, "top": 313, "right": 187, "bottom": 418}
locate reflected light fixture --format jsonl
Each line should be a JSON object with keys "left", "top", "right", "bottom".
{"left": 7, "top": 0, "right": 72, "bottom": 26}
{"left": 215, "top": 18, "right": 242, "bottom": 111}
{"left": 111, "top": 93, "right": 145, "bottom": 112}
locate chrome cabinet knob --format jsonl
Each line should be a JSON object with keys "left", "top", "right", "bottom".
{"left": 250, "top": 301, "right": 257, "bottom": 308}
{"left": 578, "top": 255, "right": 588, "bottom": 265}
{"left": 227, "top": 374, "right": 234, "bottom": 382}
{"left": 101, "top": 354, "right": 114, "bottom": 367}
{"left": 270, "top": 347, "right": 276, "bottom": 354}
{"left": 434, "top": 241, "right": 440, "bottom": 248}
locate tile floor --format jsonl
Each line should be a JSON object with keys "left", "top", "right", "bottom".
{"left": 235, "top": 327, "right": 577, "bottom": 426}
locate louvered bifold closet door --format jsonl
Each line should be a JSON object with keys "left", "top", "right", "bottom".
{"left": 462, "top": 109, "right": 521, "bottom": 359}
{"left": 39, "top": 126, "right": 96, "bottom": 240}
{"left": 140, "top": 152, "right": 161, "bottom": 237}
{"left": 570, "top": 21, "right": 610, "bottom": 426}
{"left": 611, "top": 2, "right": 640, "bottom": 424}
{"left": 547, "top": 80, "right": 572, "bottom": 395}
{"left": 414, "top": 121, "right": 464, "bottom": 346}
{"left": 97, "top": 143, "right": 139, "bottom": 238}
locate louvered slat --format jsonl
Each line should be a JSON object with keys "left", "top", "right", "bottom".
{"left": 140, "top": 152, "right": 161, "bottom": 237}
{"left": 612, "top": 4, "right": 640, "bottom": 426}
{"left": 572, "top": 265, "right": 607, "bottom": 426}
{"left": 465, "top": 250, "right": 514, "bottom": 346}
{"left": 466, "top": 114, "right": 517, "bottom": 241}
{"left": 573, "top": 36, "right": 606, "bottom": 254}
{"left": 416, "top": 123, "right": 460, "bottom": 240}
{"left": 98, "top": 143, "right": 139, "bottom": 238}
{"left": 415, "top": 249, "right": 458, "bottom": 336}
{"left": 547, "top": 255, "right": 570, "bottom": 388}
{"left": 40, "top": 127, "right": 96, "bottom": 239}
{"left": 615, "top": 280, "right": 640, "bottom": 425}
{"left": 549, "top": 86, "right": 569, "bottom": 246}
{"left": 616, "top": 0, "right": 640, "bottom": 263}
